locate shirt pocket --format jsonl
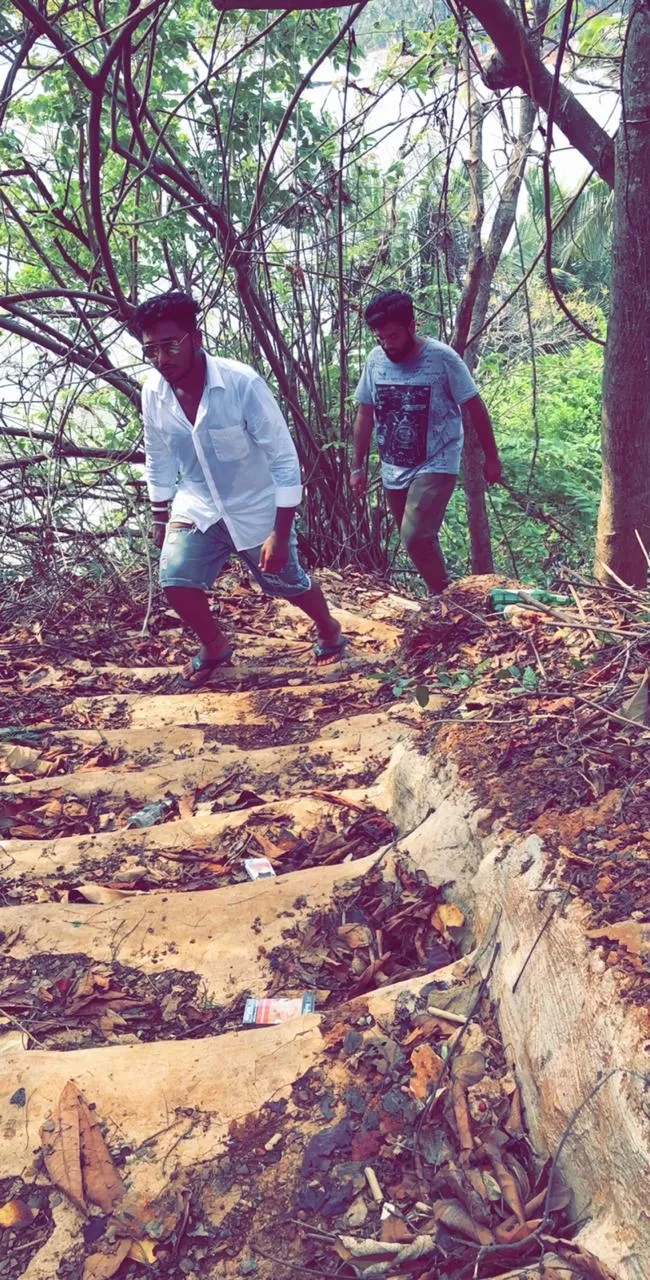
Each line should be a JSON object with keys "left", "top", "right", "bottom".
{"left": 209, "top": 426, "right": 250, "bottom": 461}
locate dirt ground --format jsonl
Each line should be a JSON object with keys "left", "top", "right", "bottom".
{"left": 0, "top": 565, "right": 641, "bottom": 1280}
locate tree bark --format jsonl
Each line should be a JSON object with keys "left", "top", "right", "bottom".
{"left": 595, "top": 1, "right": 650, "bottom": 587}
{"left": 452, "top": 63, "right": 494, "bottom": 574}
{"left": 453, "top": 72, "right": 537, "bottom": 574}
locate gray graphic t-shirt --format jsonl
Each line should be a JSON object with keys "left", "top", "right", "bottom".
{"left": 355, "top": 338, "right": 478, "bottom": 489}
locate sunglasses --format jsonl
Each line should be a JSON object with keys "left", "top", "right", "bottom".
{"left": 142, "top": 333, "right": 190, "bottom": 361}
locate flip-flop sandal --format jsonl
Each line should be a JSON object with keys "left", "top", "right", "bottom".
{"left": 313, "top": 635, "right": 348, "bottom": 663}
{"left": 177, "top": 645, "right": 235, "bottom": 689}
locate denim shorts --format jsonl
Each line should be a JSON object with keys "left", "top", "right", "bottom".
{"left": 159, "top": 519, "right": 311, "bottom": 598}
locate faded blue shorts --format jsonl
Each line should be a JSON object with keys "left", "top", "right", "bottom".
{"left": 159, "top": 519, "right": 311, "bottom": 599}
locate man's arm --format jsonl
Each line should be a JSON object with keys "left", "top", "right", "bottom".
{"left": 462, "top": 395, "right": 503, "bottom": 484}
{"left": 258, "top": 503, "right": 298, "bottom": 572}
{"left": 350, "top": 402, "right": 374, "bottom": 495}
{"left": 143, "top": 403, "right": 177, "bottom": 547}
{"left": 242, "top": 376, "right": 303, "bottom": 571}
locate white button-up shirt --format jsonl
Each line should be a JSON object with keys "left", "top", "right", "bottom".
{"left": 142, "top": 353, "right": 303, "bottom": 549}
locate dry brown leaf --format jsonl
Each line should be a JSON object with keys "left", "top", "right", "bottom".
{"left": 504, "top": 1081, "right": 524, "bottom": 1135}
{"left": 337, "top": 922, "right": 373, "bottom": 950}
{"left": 9, "top": 824, "right": 45, "bottom": 838}
{"left": 348, "top": 954, "right": 392, "bottom": 996}
{"left": 65, "top": 884, "right": 141, "bottom": 905}
{"left": 403, "top": 1013, "right": 463, "bottom": 1043}
{"left": 409, "top": 1044, "right": 445, "bottom": 1100}
{"left": 496, "top": 1170, "right": 571, "bottom": 1238}
{"left": 76, "top": 1088, "right": 124, "bottom": 1213}
{"left": 431, "top": 903, "right": 465, "bottom": 935}
{"left": 63, "top": 800, "right": 89, "bottom": 818}
{"left": 0, "top": 1198, "right": 36, "bottom": 1228}
{"left": 310, "top": 790, "right": 368, "bottom": 812}
{"left": 495, "top": 1216, "right": 543, "bottom": 1243}
{"left": 199, "top": 860, "right": 229, "bottom": 875}
{"left": 41, "top": 799, "right": 63, "bottom": 820}
{"left": 431, "top": 1198, "right": 494, "bottom": 1246}
{"left": 41, "top": 1081, "right": 86, "bottom": 1213}
{"left": 82, "top": 1239, "right": 131, "bottom": 1280}
{"left": 176, "top": 790, "right": 196, "bottom": 820}
{"left": 544, "top": 1240, "right": 618, "bottom": 1280}
{"left": 0, "top": 744, "right": 42, "bottom": 772}
{"left": 451, "top": 1051, "right": 486, "bottom": 1087}
{"left": 98, "top": 1011, "right": 128, "bottom": 1036}
{"left": 481, "top": 1134, "right": 527, "bottom": 1224}
{"left": 620, "top": 670, "right": 649, "bottom": 725}
{"left": 253, "top": 831, "right": 290, "bottom": 861}
{"left": 128, "top": 1239, "right": 158, "bottom": 1264}
{"left": 379, "top": 1214, "right": 413, "bottom": 1243}
{"left": 586, "top": 919, "right": 650, "bottom": 957}
{"left": 451, "top": 1078, "right": 474, "bottom": 1152}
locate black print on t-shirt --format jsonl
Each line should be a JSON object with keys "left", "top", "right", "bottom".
{"left": 375, "top": 383, "right": 431, "bottom": 468}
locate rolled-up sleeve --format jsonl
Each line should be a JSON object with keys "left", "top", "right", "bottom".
{"left": 243, "top": 376, "right": 302, "bottom": 507}
{"left": 143, "top": 387, "right": 178, "bottom": 502}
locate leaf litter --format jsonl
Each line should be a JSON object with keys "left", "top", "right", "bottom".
{"left": 395, "top": 575, "right": 650, "bottom": 1019}
{"left": 263, "top": 856, "right": 462, "bottom": 1002}
{"left": 114, "top": 981, "right": 611, "bottom": 1280}
{"left": 0, "top": 569, "right": 634, "bottom": 1279}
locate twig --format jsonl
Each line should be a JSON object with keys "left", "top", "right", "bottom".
{"left": 595, "top": 558, "right": 648, "bottom": 599}
{"left": 444, "top": 598, "right": 492, "bottom": 627}
{"left": 161, "top": 1120, "right": 197, "bottom": 1174}
{"left": 470, "top": 1073, "right": 632, "bottom": 1278}
{"left": 512, "top": 879, "right": 574, "bottom": 994}
{"left": 567, "top": 584, "right": 599, "bottom": 647}
{"left": 635, "top": 529, "right": 650, "bottom": 571}
{"left": 538, "top": 1068, "right": 631, "bottom": 1236}
{"left": 574, "top": 694, "right": 650, "bottom": 733}
{"left": 527, "top": 634, "right": 546, "bottom": 681}
{"left": 253, "top": 1248, "right": 340, "bottom": 1278}
{"left": 0, "top": 1006, "right": 48, "bottom": 1048}
{"left": 419, "top": 1004, "right": 467, "bottom": 1025}
{"left": 417, "top": 935, "right": 501, "bottom": 1133}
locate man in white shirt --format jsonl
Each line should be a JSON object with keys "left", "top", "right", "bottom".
{"left": 136, "top": 291, "right": 345, "bottom": 686}
{"left": 351, "top": 290, "right": 502, "bottom": 593}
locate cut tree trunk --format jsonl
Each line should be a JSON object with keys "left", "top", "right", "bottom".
{"left": 595, "top": 2, "right": 650, "bottom": 588}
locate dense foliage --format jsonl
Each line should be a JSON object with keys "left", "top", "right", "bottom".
{"left": 0, "top": 0, "right": 623, "bottom": 595}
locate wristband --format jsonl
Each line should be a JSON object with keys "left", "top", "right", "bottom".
{"left": 351, "top": 467, "right": 364, "bottom": 477}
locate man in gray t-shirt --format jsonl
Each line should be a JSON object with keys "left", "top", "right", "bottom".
{"left": 351, "top": 289, "right": 502, "bottom": 592}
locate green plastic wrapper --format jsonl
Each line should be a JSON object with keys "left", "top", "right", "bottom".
{"left": 489, "top": 588, "right": 572, "bottom": 613}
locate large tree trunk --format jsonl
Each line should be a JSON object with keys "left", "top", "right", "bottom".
{"left": 595, "top": 2, "right": 650, "bottom": 588}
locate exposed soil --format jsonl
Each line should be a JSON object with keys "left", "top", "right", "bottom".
{"left": 0, "top": 568, "right": 632, "bottom": 1280}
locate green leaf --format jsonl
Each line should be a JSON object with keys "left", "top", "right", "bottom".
{"left": 521, "top": 666, "right": 538, "bottom": 691}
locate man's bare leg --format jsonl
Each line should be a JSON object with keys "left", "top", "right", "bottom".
{"left": 166, "top": 581, "right": 342, "bottom": 661}
{"left": 164, "top": 586, "right": 232, "bottom": 659}
{"left": 291, "top": 581, "right": 342, "bottom": 648}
